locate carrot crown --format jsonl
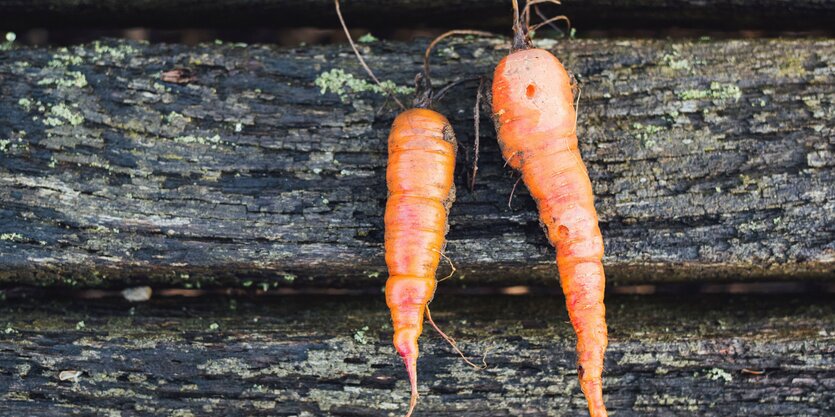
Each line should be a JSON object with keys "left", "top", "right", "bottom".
{"left": 511, "top": 0, "right": 534, "bottom": 52}
{"left": 413, "top": 73, "right": 433, "bottom": 109}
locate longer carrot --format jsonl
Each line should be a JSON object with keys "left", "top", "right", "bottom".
{"left": 491, "top": 1, "right": 608, "bottom": 416}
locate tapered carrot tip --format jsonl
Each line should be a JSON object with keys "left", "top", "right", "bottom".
{"left": 403, "top": 356, "right": 419, "bottom": 417}
{"left": 580, "top": 377, "right": 607, "bottom": 417}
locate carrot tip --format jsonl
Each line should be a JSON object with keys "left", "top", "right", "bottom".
{"left": 403, "top": 356, "right": 419, "bottom": 417}
{"left": 405, "top": 386, "right": 418, "bottom": 417}
{"left": 580, "top": 378, "right": 607, "bottom": 417}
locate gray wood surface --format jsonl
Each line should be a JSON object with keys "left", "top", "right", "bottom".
{"left": 0, "top": 294, "right": 832, "bottom": 416}
{"left": 0, "top": 38, "right": 833, "bottom": 288}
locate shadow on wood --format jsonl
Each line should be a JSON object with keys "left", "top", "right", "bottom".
{"left": 1, "top": 0, "right": 835, "bottom": 32}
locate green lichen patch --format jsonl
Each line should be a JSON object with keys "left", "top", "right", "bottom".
{"left": 358, "top": 33, "right": 378, "bottom": 43}
{"left": 91, "top": 40, "right": 138, "bottom": 61}
{"left": 314, "top": 68, "right": 414, "bottom": 102}
{"left": 662, "top": 53, "right": 691, "bottom": 71}
{"left": 37, "top": 70, "right": 88, "bottom": 89}
{"left": 198, "top": 357, "right": 254, "bottom": 378}
{"left": 17, "top": 98, "right": 32, "bottom": 112}
{"left": 353, "top": 326, "right": 370, "bottom": 345}
{"left": 0, "top": 233, "right": 24, "bottom": 242}
{"left": 778, "top": 55, "right": 807, "bottom": 78}
{"left": 49, "top": 48, "right": 84, "bottom": 66}
{"left": 678, "top": 82, "right": 742, "bottom": 101}
{"left": 631, "top": 122, "right": 667, "bottom": 148}
{"left": 44, "top": 103, "right": 85, "bottom": 127}
{"left": 438, "top": 46, "right": 460, "bottom": 60}
{"left": 706, "top": 368, "right": 734, "bottom": 382}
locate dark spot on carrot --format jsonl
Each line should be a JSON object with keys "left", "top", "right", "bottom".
{"left": 526, "top": 83, "right": 536, "bottom": 98}
{"left": 557, "top": 225, "right": 570, "bottom": 241}
{"left": 578, "top": 364, "right": 585, "bottom": 378}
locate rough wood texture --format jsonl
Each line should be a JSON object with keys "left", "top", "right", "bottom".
{"left": 1, "top": 0, "right": 834, "bottom": 31}
{"left": 0, "top": 38, "right": 833, "bottom": 288}
{"left": 0, "top": 294, "right": 833, "bottom": 416}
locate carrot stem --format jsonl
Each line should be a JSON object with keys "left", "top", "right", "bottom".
{"left": 510, "top": 0, "right": 533, "bottom": 51}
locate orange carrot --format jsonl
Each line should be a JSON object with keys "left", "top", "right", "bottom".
{"left": 491, "top": 2, "right": 608, "bottom": 416}
{"left": 333, "top": 4, "right": 485, "bottom": 413}
{"left": 385, "top": 108, "right": 457, "bottom": 417}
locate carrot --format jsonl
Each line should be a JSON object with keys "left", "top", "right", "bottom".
{"left": 386, "top": 30, "right": 490, "bottom": 417}
{"left": 332, "top": 3, "right": 486, "bottom": 416}
{"left": 491, "top": 1, "right": 608, "bottom": 416}
{"left": 385, "top": 107, "right": 456, "bottom": 417}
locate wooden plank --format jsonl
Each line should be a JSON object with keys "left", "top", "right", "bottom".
{"left": 1, "top": 0, "right": 834, "bottom": 31}
{"left": 0, "top": 294, "right": 833, "bottom": 416}
{"left": 0, "top": 38, "right": 833, "bottom": 288}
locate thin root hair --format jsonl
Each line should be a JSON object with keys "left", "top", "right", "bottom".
{"left": 425, "top": 305, "right": 488, "bottom": 370}
{"left": 433, "top": 248, "right": 458, "bottom": 282}
{"left": 469, "top": 77, "right": 485, "bottom": 192}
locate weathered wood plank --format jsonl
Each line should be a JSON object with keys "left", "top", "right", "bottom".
{"left": 0, "top": 294, "right": 833, "bottom": 416}
{"left": 1, "top": 0, "right": 834, "bottom": 31}
{"left": 0, "top": 38, "right": 833, "bottom": 288}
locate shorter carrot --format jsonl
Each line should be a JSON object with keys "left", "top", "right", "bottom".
{"left": 385, "top": 107, "right": 457, "bottom": 417}
{"left": 333, "top": 5, "right": 489, "bottom": 413}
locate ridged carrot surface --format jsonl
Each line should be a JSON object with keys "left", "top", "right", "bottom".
{"left": 384, "top": 107, "right": 457, "bottom": 416}
{"left": 492, "top": 48, "right": 608, "bottom": 417}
